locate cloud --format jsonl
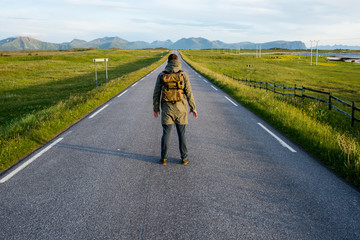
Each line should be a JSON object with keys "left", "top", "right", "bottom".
{"left": 1, "top": 0, "right": 359, "bottom": 45}
{"left": 65, "top": 0, "right": 142, "bottom": 10}
{"left": 9, "top": 17, "right": 45, "bottom": 21}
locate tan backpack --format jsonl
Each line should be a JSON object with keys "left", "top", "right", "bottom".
{"left": 161, "top": 71, "right": 185, "bottom": 102}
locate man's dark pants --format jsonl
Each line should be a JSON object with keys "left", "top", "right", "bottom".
{"left": 161, "top": 124, "right": 188, "bottom": 160}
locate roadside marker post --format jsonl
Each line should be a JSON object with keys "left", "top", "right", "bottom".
{"left": 93, "top": 58, "right": 108, "bottom": 86}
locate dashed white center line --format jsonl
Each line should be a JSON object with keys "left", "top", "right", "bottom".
{"left": 131, "top": 82, "right": 138, "bottom": 87}
{"left": 225, "top": 96, "right": 238, "bottom": 106}
{"left": 118, "top": 90, "right": 128, "bottom": 98}
{"left": 211, "top": 85, "right": 218, "bottom": 91}
{"left": 203, "top": 79, "right": 208, "bottom": 83}
{"left": 257, "top": 123, "right": 297, "bottom": 153}
{"left": 0, "top": 137, "right": 64, "bottom": 183}
{"left": 89, "top": 104, "right": 109, "bottom": 119}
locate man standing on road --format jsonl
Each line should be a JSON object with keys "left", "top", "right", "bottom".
{"left": 153, "top": 53, "right": 198, "bottom": 166}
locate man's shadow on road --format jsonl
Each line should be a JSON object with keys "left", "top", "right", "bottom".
{"left": 57, "top": 143, "right": 164, "bottom": 164}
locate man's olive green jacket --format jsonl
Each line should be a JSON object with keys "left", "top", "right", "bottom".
{"left": 153, "top": 60, "right": 196, "bottom": 125}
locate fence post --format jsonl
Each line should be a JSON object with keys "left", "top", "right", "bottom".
{"left": 329, "top": 91, "right": 332, "bottom": 111}
{"left": 105, "top": 59, "right": 108, "bottom": 83}
{"left": 274, "top": 82, "right": 277, "bottom": 95}
{"left": 352, "top": 102, "right": 355, "bottom": 127}
{"left": 266, "top": 81, "right": 268, "bottom": 92}
{"left": 94, "top": 61, "right": 97, "bottom": 87}
{"left": 294, "top": 84, "right": 296, "bottom": 100}
{"left": 302, "top": 86, "right": 304, "bottom": 100}
{"left": 283, "top": 84, "right": 285, "bottom": 100}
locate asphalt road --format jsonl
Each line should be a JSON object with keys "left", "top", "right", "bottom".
{"left": 1, "top": 52, "right": 360, "bottom": 240}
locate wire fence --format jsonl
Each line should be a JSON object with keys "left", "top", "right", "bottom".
{"left": 224, "top": 74, "right": 360, "bottom": 127}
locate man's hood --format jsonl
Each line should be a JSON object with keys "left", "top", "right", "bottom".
{"left": 165, "top": 60, "right": 182, "bottom": 73}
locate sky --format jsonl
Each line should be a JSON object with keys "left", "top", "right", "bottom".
{"left": 1, "top": 0, "right": 360, "bottom": 47}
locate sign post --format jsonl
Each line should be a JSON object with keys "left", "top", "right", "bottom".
{"left": 93, "top": 58, "right": 108, "bottom": 86}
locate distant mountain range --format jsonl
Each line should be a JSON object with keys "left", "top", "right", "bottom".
{"left": 1, "top": 36, "right": 359, "bottom": 51}
{"left": 0, "top": 36, "right": 309, "bottom": 51}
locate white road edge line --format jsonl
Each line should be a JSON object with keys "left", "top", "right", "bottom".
{"left": 203, "top": 79, "right": 208, "bottom": 83}
{"left": 131, "top": 82, "right": 139, "bottom": 87}
{"left": 225, "top": 96, "right": 238, "bottom": 107}
{"left": 257, "top": 123, "right": 297, "bottom": 153}
{"left": 117, "top": 90, "right": 128, "bottom": 98}
{"left": 0, "top": 137, "right": 64, "bottom": 183}
{"left": 89, "top": 104, "right": 109, "bottom": 119}
{"left": 211, "top": 85, "right": 218, "bottom": 91}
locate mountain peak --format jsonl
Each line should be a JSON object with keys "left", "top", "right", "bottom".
{"left": 70, "top": 39, "right": 87, "bottom": 43}
{"left": 0, "top": 37, "right": 17, "bottom": 45}
{"left": 89, "top": 37, "right": 128, "bottom": 44}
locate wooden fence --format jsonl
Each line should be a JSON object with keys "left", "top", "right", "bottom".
{"left": 224, "top": 74, "right": 360, "bottom": 127}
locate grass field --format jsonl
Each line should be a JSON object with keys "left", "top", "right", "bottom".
{"left": 0, "top": 48, "right": 169, "bottom": 172}
{"left": 0, "top": 49, "right": 167, "bottom": 125}
{"left": 183, "top": 50, "right": 360, "bottom": 104}
{"left": 180, "top": 50, "right": 360, "bottom": 189}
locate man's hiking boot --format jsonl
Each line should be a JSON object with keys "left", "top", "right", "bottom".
{"left": 182, "top": 159, "right": 190, "bottom": 166}
{"left": 160, "top": 159, "right": 167, "bottom": 166}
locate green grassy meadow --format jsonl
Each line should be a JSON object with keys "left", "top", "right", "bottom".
{"left": 183, "top": 50, "right": 360, "bottom": 104}
{"left": 0, "top": 48, "right": 169, "bottom": 172}
{"left": 181, "top": 50, "right": 360, "bottom": 189}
